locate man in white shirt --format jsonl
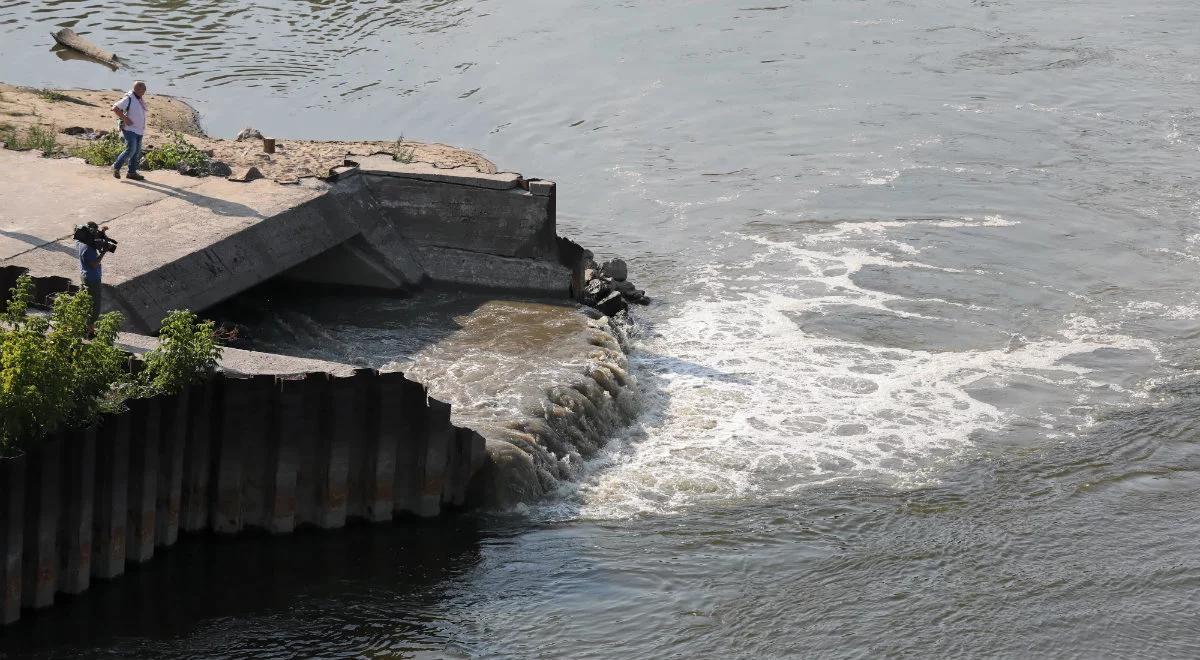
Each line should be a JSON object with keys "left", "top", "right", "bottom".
{"left": 110, "top": 81, "right": 148, "bottom": 181}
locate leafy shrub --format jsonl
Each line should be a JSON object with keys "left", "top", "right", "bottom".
{"left": 0, "top": 276, "right": 222, "bottom": 455}
{"left": 142, "top": 132, "right": 209, "bottom": 172}
{"left": 36, "top": 89, "right": 72, "bottom": 103}
{"left": 0, "top": 125, "right": 58, "bottom": 155}
{"left": 137, "top": 310, "right": 221, "bottom": 395}
{"left": 70, "top": 130, "right": 125, "bottom": 166}
{"left": 0, "top": 276, "right": 125, "bottom": 453}
{"left": 393, "top": 135, "right": 417, "bottom": 164}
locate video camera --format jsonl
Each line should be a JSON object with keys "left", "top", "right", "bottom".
{"left": 73, "top": 222, "right": 118, "bottom": 254}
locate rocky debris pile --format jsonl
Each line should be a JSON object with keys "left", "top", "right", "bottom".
{"left": 213, "top": 321, "right": 252, "bottom": 350}
{"left": 580, "top": 256, "right": 649, "bottom": 317}
{"left": 235, "top": 127, "right": 264, "bottom": 141}
{"left": 61, "top": 126, "right": 107, "bottom": 140}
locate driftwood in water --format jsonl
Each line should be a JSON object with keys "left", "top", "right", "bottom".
{"left": 50, "top": 28, "right": 120, "bottom": 69}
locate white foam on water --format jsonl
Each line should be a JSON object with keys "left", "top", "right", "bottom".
{"left": 576, "top": 216, "right": 1159, "bottom": 520}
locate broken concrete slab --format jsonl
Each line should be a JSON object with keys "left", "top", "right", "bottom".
{"left": 355, "top": 155, "right": 522, "bottom": 190}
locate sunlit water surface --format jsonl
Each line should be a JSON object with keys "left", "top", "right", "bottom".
{"left": 3, "top": 0, "right": 1200, "bottom": 656}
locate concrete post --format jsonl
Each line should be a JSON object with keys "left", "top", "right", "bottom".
{"left": 366, "top": 371, "right": 405, "bottom": 522}
{"left": 181, "top": 380, "right": 213, "bottom": 533}
{"left": 343, "top": 368, "right": 375, "bottom": 522}
{"left": 292, "top": 373, "right": 328, "bottom": 528}
{"left": 156, "top": 389, "right": 189, "bottom": 547}
{"left": 392, "top": 378, "right": 429, "bottom": 517}
{"left": 268, "top": 375, "right": 305, "bottom": 534}
{"left": 92, "top": 414, "right": 129, "bottom": 579}
{"left": 0, "top": 453, "right": 26, "bottom": 624}
{"left": 58, "top": 427, "right": 96, "bottom": 595}
{"left": 22, "top": 434, "right": 62, "bottom": 609}
{"left": 212, "top": 375, "right": 251, "bottom": 534}
{"left": 441, "top": 427, "right": 463, "bottom": 507}
{"left": 126, "top": 397, "right": 160, "bottom": 564}
{"left": 446, "top": 428, "right": 479, "bottom": 508}
{"left": 468, "top": 429, "right": 486, "bottom": 498}
{"left": 317, "top": 373, "right": 352, "bottom": 529}
{"left": 418, "top": 397, "right": 454, "bottom": 518}
{"left": 238, "top": 375, "right": 277, "bottom": 530}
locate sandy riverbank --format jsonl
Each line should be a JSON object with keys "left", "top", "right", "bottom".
{"left": 0, "top": 83, "right": 497, "bottom": 181}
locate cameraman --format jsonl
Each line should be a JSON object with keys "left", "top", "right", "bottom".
{"left": 76, "top": 225, "right": 107, "bottom": 335}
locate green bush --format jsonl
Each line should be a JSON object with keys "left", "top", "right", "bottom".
{"left": 0, "top": 276, "right": 125, "bottom": 453}
{"left": 393, "top": 135, "right": 416, "bottom": 164}
{"left": 137, "top": 310, "right": 221, "bottom": 395}
{"left": 36, "top": 89, "right": 72, "bottom": 103}
{"left": 141, "top": 132, "right": 209, "bottom": 172}
{"left": 70, "top": 131, "right": 125, "bottom": 166}
{"left": 0, "top": 275, "right": 223, "bottom": 455}
{"left": 0, "top": 125, "right": 58, "bottom": 155}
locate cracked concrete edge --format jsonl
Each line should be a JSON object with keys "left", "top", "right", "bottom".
{"left": 118, "top": 332, "right": 358, "bottom": 377}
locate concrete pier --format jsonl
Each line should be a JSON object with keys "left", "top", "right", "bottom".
{"left": 0, "top": 136, "right": 601, "bottom": 625}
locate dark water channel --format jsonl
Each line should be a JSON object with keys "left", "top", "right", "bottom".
{"left": 4, "top": 0, "right": 1200, "bottom": 656}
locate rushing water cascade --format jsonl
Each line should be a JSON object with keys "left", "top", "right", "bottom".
{"left": 4, "top": 0, "right": 1200, "bottom": 656}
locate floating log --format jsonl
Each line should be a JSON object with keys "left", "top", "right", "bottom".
{"left": 50, "top": 28, "right": 120, "bottom": 69}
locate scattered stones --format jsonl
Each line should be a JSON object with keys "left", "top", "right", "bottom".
{"left": 61, "top": 126, "right": 105, "bottom": 140}
{"left": 176, "top": 162, "right": 201, "bottom": 176}
{"left": 601, "top": 258, "right": 628, "bottom": 282}
{"left": 583, "top": 278, "right": 610, "bottom": 303}
{"left": 595, "top": 291, "right": 628, "bottom": 317}
{"left": 578, "top": 255, "right": 647, "bottom": 318}
{"left": 235, "top": 127, "right": 263, "bottom": 141}
{"left": 207, "top": 160, "right": 232, "bottom": 177}
{"left": 227, "top": 165, "right": 262, "bottom": 182}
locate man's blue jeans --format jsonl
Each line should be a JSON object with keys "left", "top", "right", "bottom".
{"left": 113, "top": 129, "right": 142, "bottom": 174}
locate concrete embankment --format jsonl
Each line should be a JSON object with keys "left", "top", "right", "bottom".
{"left": 0, "top": 363, "right": 483, "bottom": 625}
{"left": 0, "top": 110, "right": 647, "bottom": 622}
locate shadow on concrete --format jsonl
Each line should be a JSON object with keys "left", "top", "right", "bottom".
{"left": 124, "top": 180, "right": 265, "bottom": 219}
{"left": 0, "top": 230, "right": 77, "bottom": 256}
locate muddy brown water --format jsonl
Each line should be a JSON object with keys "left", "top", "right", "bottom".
{"left": 3, "top": 0, "right": 1200, "bottom": 657}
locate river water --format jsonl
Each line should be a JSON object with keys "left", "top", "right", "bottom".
{"left": 4, "top": 0, "right": 1200, "bottom": 657}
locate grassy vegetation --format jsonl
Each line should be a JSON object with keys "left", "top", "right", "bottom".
{"left": 141, "top": 132, "right": 210, "bottom": 172}
{"left": 393, "top": 135, "right": 417, "bottom": 164}
{"left": 0, "top": 124, "right": 59, "bottom": 155}
{"left": 69, "top": 130, "right": 124, "bottom": 166}
{"left": 0, "top": 275, "right": 222, "bottom": 455}
{"left": 35, "top": 89, "right": 90, "bottom": 105}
